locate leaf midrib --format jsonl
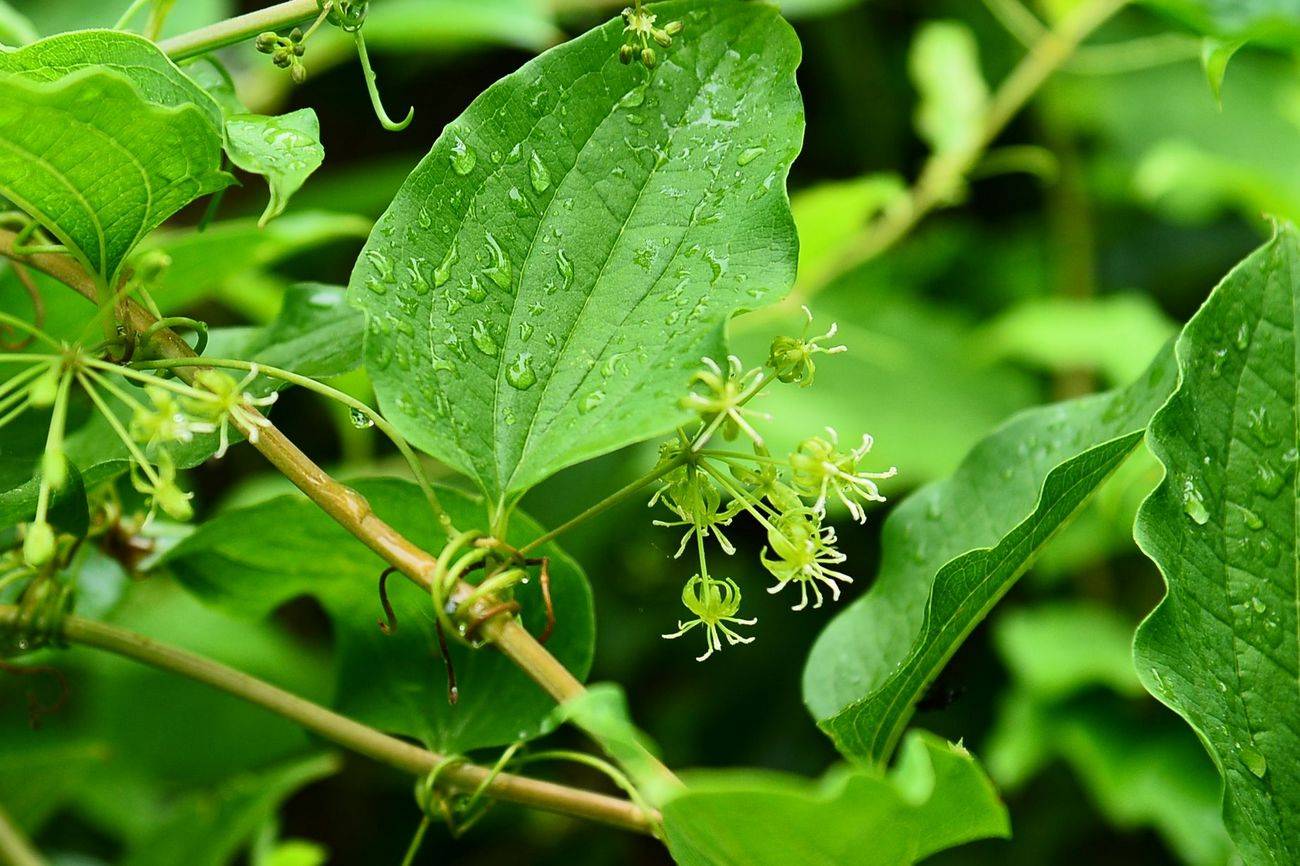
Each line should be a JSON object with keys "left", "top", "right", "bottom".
{"left": 500, "top": 7, "right": 762, "bottom": 494}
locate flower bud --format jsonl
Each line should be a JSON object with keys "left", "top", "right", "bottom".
{"left": 664, "top": 20, "right": 683, "bottom": 36}
{"left": 767, "top": 335, "right": 810, "bottom": 383}
{"left": 272, "top": 47, "right": 291, "bottom": 66}
{"left": 619, "top": 43, "right": 635, "bottom": 64}
{"left": 28, "top": 366, "right": 60, "bottom": 408}
{"left": 290, "top": 61, "right": 307, "bottom": 84}
{"left": 289, "top": 27, "right": 304, "bottom": 42}
{"left": 292, "top": 42, "right": 305, "bottom": 56}
{"left": 41, "top": 450, "right": 67, "bottom": 492}
{"left": 155, "top": 481, "right": 194, "bottom": 522}
{"left": 653, "top": 28, "right": 672, "bottom": 47}
{"left": 134, "top": 249, "right": 171, "bottom": 284}
{"left": 641, "top": 47, "right": 657, "bottom": 67}
{"left": 22, "top": 521, "right": 55, "bottom": 568}
{"left": 254, "top": 31, "right": 278, "bottom": 52}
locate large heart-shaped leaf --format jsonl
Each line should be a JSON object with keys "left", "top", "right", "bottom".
{"left": 662, "top": 731, "right": 1008, "bottom": 866}
{"left": 348, "top": 0, "right": 803, "bottom": 501}
{"left": 163, "top": 479, "right": 594, "bottom": 754}
{"left": 1134, "top": 226, "right": 1300, "bottom": 864}
{"left": 803, "top": 346, "right": 1176, "bottom": 765}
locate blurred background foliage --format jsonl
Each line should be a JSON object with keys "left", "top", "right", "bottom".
{"left": 2, "top": 0, "right": 1291, "bottom": 862}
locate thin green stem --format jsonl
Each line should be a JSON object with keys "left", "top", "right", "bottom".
{"left": 0, "top": 606, "right": 660, "bottom": 835}
{"left": 790, "top": 0, "right": 1131, "bottom": 306}
{"left": 76, "top": 372, "right": 162, "bottom": 488}
{"left": 113, "top": 0, "right": 153, "bottom": 29}
{"left": 699, "top": 461, "right": 781, "bottom": 536}
{"left": 0, "top": 313, "right": 58, "bottom": 350}
{"left": 517, "top": 454, "right": 688, "bottom": 555}
{"left": 131, "top": 357, "right": 454, "bottom": 534}
{"left": 82, "top": 359, "right": 207, "bottom": 402}
{"left": 144, "top": 0, "right": 177, "bottom": 40}
{"left": 157, "top": 0, "right": 320, "bottom": 60}
{"left": 33, "top": 371, "right": 73, "bottom": 528}
{"left": 511, "top": 750, "right": 651, "bottom": 817}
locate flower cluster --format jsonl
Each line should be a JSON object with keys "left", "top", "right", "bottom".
{"left": 255, "top": 27, "right": 309, "bottom": 83}
{"left": 649, "top": 312, "right": 897, "bottom": 660}
{"left": 619, "top": 1, "right": 682, "bottom": 68}
{"left": 1, "top": 336, "right": 278, "bottom": 567}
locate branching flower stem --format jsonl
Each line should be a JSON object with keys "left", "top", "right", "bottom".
{"left": 0, "top": 227, "right": 681, "bottom": 800}
{"left": 787, "top": 0, "right": 1131, "bottom": 307}
{"left": 121, "top": 356, "right": 453, "bottom": 535}
{"left": 0, "top": 605, "right": 660, "bottom": 836}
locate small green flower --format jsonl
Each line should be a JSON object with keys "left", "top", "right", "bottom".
{"left": 651, "top": 466, "right": 742, "bottom": 557}
{"left": 186, "top": 367, "right": 277, "bottom": 458}
{"left": 681, "top": 355, "right": 769, "bottom": 445}
{"left": 619, "top": 2, "right": 682, "bottom": 68}
{"left": 767, "top": 306, "right": 846, "bottom": 387}
{"left": 789, "top": 428, "right": 897, "bottom": 523}
{"left": 21, "top": 520, "right": 55, "bottom": 568}
{"left": 131, "top": 386, "right": 214, "bottom": 451}
{"left": 662, "top": 575, "right": 756, "bottom": 661}
{"left": 760, "top": 509, "right": 852, "bottom": 610}
{"left": 130, "top": 450, "right": 193, "bottom": 524}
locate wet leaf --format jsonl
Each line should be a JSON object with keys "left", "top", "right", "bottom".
{"left": 349, "top": 0, "right": 803, "bottom": 501}
{"left": 225, "top": 110, "right": 326, "bottom": 227}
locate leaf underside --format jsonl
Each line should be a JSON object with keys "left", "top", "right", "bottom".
{"left": 348, "top": 0, "right": 804, "bottom": 501}
{"left": 803, "top": 345, "right": 1177, "bottom": 765}
{"left": 1134, "top": 226, "right": 1300, "bottom": 864}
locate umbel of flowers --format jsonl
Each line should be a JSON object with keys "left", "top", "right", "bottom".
{"left": 651, "top": 308, "right": 897, "bottom": 660}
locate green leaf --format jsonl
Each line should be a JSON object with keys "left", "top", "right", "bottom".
{"left": 122, "top": 754, "right": 338, "bottom": 866}
{"left": 0, "top": 67, "right": 227, "bottom": 284}
{"left": 134, "top": 211, "right": 371, "bottom": 313}
{"left": 662, "top": 731, "right": 1008, "bottom": 866}
{"left": 182, "top": 56, "right": 246, "bottom": 118}
{"left": 986, "top": 600, "right": 1234, "bottom": 866}
{"left": 0, "top": 455, "right": 87, "bottom": 535}
{"left": 163, "top": 478, "right": 594, "bottom": 754}
{"left": 993, "top": 602, "right": 1144, "bottom": 702}
{"left": 349, "top": 0, "right": 803, "bottom": 501}
{"left": 1201, "top": 36, "right": 1245, "bottom": 104}
{"left": 226, "top": 110, "right": 326, "bottom": 227}
{"left": 908, "top": 21, "right": 987, "bottom": 156}
{"left": 803, "top": 346, "right": 1177, "bottom": 764}
{"left": 0, "top": 30, "right": 222, "bottom": 131}
{"left": 548, "top": 682, "right": 669, "bottom": 797}
{"left": 987, "top": 693, "right": 1235, "bottom": 866}
{"left": 203, "top": 283, "right": 365, "bottom": 380}
{"left": 1143, "top": 0, "right": 1300, "bottom": 45}
{"left": 1133, "top": 226, "right": 1300, "bottom": 863}
{"left": 978, "top": 294, "right": 1178, "bottom": 387}
{"left": 0, "top": 579, "right": 332, "bottom": 840}
{"left": 788, "top": 174, "right": 905, "bottom": 293}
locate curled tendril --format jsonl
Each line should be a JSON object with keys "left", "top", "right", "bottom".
{"left": 141, "top": 316, "right": 208, "bottom": 359}
{"left": 0, "top": 263, "right": 45, "bottom": 351}
{"left": 2, "top": 574, "right": 73, "bottom": 658}
{"left": 353, "top": 29, "right": 413, "bottom": 132}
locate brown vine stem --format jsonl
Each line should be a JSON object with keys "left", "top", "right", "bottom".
{"left": 0, "top": 802, "right": 44, "bottom": 866}
{"left": 0, "top": 606, "right": 659, "bottom": 835}
{"left": 785, "top": 0, "right": 1131, "bottom": 309}
{"left": 0, "top": 230, "right": 680, "bottom": 795}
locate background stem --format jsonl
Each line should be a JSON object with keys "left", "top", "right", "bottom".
{"left": 0, "top": 803, "right": 45, "bottom": 866}
{"left": 157, "top": 0, "right": 319, "bottom": 60}
{"left": 0, "top": 606, "right": 659, "bottom": 835}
